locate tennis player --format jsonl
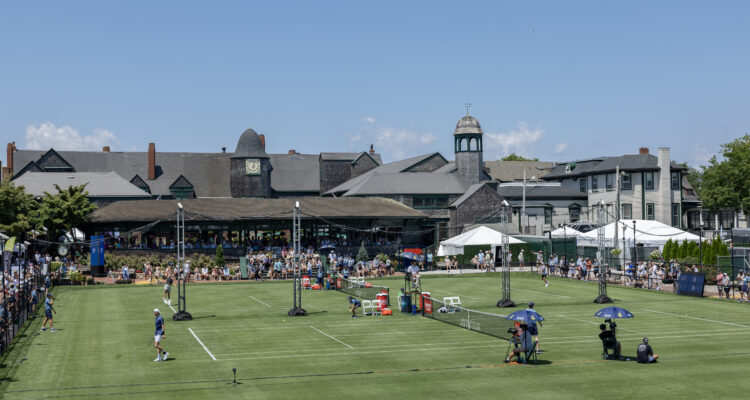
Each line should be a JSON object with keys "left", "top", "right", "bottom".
{"left": 41, "top": 293, "right": 56, "bottom": 332}
{"left": 348, "top": 296, "right": 361, "bottom": 318}
{"left": 540, "top": 263, "right": 549, "bottom": 287}
{"left": 153, "top": 308, "right": 169, "bottom": 361}
{"left": 163, "top": 273, "right": 173, "bottom": 305}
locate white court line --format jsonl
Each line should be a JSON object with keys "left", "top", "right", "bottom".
{"left": 188, "top": 327, "right": 217, "bottom": 361}
{"left": 516, "top": 288, "right": 572, "bottom": 299}
{"left": 217, "top": 330, "right": 750, "bottom": 361}
{"left": 249, "top": 296, "right": 271, "bottom": 307}
{"left": 641, "top": 309, "right": 750, "bottom": 328}
{"left": 168, "top": 304, "right": 177, "bottom": 313}
{"left": 557, "top": 315, "right": 648, "bottom": 335}
{"left": 192, "top": 319, "right": 433, "bottom": 332}
{"left": 309, "top": 326, "right": 354, "bottom": 349}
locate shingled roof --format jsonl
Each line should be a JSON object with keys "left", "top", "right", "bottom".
{"left": 13, "top": 172, "right": 151, "bottom": 198}
{"left": 90, "top": 197, "right": 427, "bottom": 223}
{"left": 543, "top": 154, "right": 687, "bottom": 180}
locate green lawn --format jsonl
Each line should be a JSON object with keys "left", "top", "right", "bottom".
{"left": 2, "top": 273, "right": 749, "bottom": 399}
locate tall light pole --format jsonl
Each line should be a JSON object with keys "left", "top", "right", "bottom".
{"left": 632, "top": 220, "right": 637, "bottom": 263}
{"left": 595, "top": 200, "right": 612, "bottom": 303}
{"left": 288, "top": 201, "right": 306, "bottom": 316}
{"left": 497, "top": 200, "right": 515, "bottom": 308}
{"left": 173, "top": 202, "right": 192, "bottom": 321}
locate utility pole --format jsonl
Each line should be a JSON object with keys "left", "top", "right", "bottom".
{"left": 614, "top": 165, "right": 620, "bottom": 267}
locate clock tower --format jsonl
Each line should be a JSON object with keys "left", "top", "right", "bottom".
{"left": 230, "top": 128, "right": 272, "bottom": 198}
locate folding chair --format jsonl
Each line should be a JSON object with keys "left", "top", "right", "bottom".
{"left": 601, "top": 338, "right": 621, "bottom": 360}
{"left": 362, "top": 299, "right": 382, "bottom": 316}
{"left": 520, "top": 341, "right": 539, "bottom": 364}
{"left": 443, "top": 296, "right": 462, "bottom": 309}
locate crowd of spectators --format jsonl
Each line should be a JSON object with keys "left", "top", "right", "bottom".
{"left": 1, "top": 253, "right": 46, "bottom": 356}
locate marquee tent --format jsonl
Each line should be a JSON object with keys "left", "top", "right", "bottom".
{"left": 577, "top": 220, "right": 701, "bottom": 248}
{"left": 437, "top": 226, "right": 525, "bottom": 256}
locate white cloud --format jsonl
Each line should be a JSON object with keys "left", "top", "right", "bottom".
{"left": 484, "top": 122, "right": 544, "bottom": 158}
{"left": 554, "top": 143, "right": 570, "bottom": 154}
{"left": 349, "top": 121, "right": 438, "bottom": 161}
{"left": 25, "top": 123, "right": 121, "bottom": 151}
{"left": 362, "top": 116, "right": 375, "bottom": 124}
{"left": 691, "top": 142, "right": 712, "bottom": 166}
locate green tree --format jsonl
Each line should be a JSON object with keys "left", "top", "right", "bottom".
{"left": 663, "top": 239, "right": 674, "bottom": 260}
{"left": 0, "top": 177, "right": 39, "bottom": 239}
{"left": 678, "top": 239, "right": 689, "bottom": 259}
{"left": 37, "top": 184, "right": 97, "bottom": 241}
{"left": 215, "top": 245, "right": 225, "bottom": 267}
{"left": 700, "top": 134, "right": 750, "bottom": 215}
{"left": 501, "top": 153, "right": 539, "bottom": 162}
{"left": 356, "top": 241, "right": 369, "bottom": 263}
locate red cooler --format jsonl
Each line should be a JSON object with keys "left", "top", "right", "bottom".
{"left": 302, "top": 276, "right": 311, "bottom": 288}
{"left": 421, "top": 292, "right": 432, "bottom": 314}
{"left": 336, "top": 277, "right": 342, "bottom": 289}
{"left": 376, "top": 292, "right": 388, "bottom": 311}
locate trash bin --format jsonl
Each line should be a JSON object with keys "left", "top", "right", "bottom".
{"left": 401, "top": 294, "right": 411, "bottom": 313}
{"left": 376, "top": 292, "right": 389, "bottom": 310}
{"left": 421, "top": 292, "right": 432, "bottom": 314}
{"left": 336, "top": 277, "right": 342, "bottom": 290}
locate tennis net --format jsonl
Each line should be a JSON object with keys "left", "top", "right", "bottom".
{"left": 337, "top": 277, "right": 390, "bottom": 302}
{"left": 424, "top": 297, "right": 514, "bottom": 340}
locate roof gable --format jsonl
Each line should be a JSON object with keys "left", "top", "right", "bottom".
{"left": 12, "top": 161, "right": 43, "bottom": 179}
{"left": 351, "top": 152, "right": 380, "bottom": 166}
{"left": 130, "top": 174, "right": 151, "bottom": 194}
{"left": 169, "top": 175, "right": 194, "bottom": 190}
{"left": 36, "top": 149, "right": 74, "bottom": 171}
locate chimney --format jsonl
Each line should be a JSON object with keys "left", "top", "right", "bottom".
{"left": 6, "top": 142, "right": 14, "bottom": 176}
{"left": 148, "top": 142, "right": 156, "bottom": 180}
{"left": 369, "top": 144, "right": 375, "bottom": 154}
{"left": 288, "top": 150, "right": 296, "bottom": 155}
{"left": 222, "top": 147, "right": 226, "bottom": 153}
{"left": 102, "top": 146, "right": 110, "bottom": 152}
{"left": 639, "top": 147, "right": 649, "bottom": 155}
{"left": 259, "top": 134, "right": 266, "bottom": 149}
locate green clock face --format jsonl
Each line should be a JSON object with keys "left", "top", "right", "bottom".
{"left": 245, "top": 158, "right": 261, "bottom": 175}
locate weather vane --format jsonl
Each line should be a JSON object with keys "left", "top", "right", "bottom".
{"left": 465, "top": 101, "right": 472, "bottom": 116}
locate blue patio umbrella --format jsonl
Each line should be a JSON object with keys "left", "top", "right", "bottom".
{"left": 506, "top": 310, "right": 545, "bottom": 323}
{"left": 594, "top": 306, "right": 634, "bottom": 319}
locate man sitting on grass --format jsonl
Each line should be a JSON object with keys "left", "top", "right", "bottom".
{"left": 637, "top": 337, "right": 658, "bottom": 363}
{"left": 348, "top": 296, "right": 361, "bottom": 318}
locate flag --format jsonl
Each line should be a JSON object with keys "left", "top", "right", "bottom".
{"left": 4, "top": 237, "right": 16, "bottom": 252}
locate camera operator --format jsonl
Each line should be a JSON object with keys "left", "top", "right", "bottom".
{"left": 504, "top": 323, "right": 533, "bottom": 363}
{"left": 599, "top": 320, "right": 621, "bottom": 359}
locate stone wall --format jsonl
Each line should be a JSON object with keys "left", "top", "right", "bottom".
{"left": 452, "top": 185, "right": 504, "bottom": 236}
{"left": 455, "top": 151, "right": 483, "bottom": 184}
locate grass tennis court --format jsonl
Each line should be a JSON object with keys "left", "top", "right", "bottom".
{"left": 2, "top": 273, "right": 750, "bottom": 399}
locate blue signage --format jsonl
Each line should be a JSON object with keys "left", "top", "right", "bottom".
{"left": 676, "top": 272, "right": 705, "bottom": 297}
{"left": 90, "top": 235, "right": 106, "bottom": 267}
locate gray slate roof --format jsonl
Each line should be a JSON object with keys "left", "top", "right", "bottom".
{"left": 449, "top": 183, "right": 486, "bottom": 207}
{"left": 14, "top": 172, "right": 151, "bottom": 198}
{"left": 340, "top": 172, "right": 467, "bottom": 196}
{"left": 13, "top": 149, "right": 233, "bottom": 198}
{"left": 232, "top": 129, "right": 269, "bottom": 158}
{"left": 269, "top": 153, "right": 320, "bottom": 193}
{"left": 90, "top": 197, "right": 427, "bottom": 223}
{"left": 484, "top": 160, "right": 556, "bottom": 182}
{"left": 497, "top": 185, "right": 588, "bottom": 200}
{"left": 544, "top": 154, "right": 687, "bottom": 180}
{"left": 325, "top": 153, "right": 444, "bottom": 195}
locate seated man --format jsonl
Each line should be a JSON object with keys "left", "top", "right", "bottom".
{"left": 505, "top": 324, "right": 533, "bottom": 363}
{"left": 348, "top": 296, "right": 361, "bottom": 318}
{"left": 637, "top": 337, "right": 658, "bottom": 363}
{"left": 599, "top": 324, "right": 621, "bottom": 359}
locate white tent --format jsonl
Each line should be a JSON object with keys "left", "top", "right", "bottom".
{"left": 577, "top": 220, "right": 701, "bottom": 248}
{"left": 550, "top": 226, "right": 587, "bottom": 239}
{"left": 437, "top": 226, "right": 525, "bottom": 256}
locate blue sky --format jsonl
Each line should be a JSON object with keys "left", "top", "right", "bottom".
{"left": 1, "top": 1, "right": 748, "bottom": 166}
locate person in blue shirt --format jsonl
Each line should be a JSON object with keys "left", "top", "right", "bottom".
{"left": 44, "top": 273, "right": 51, "bottom": 294}
{"left": 348, "top": 296, "right": 361, "bottom": 318}
{"left": 41, "top": 293, "right": 56, "bottom": 332}
{"left": 316, "top": 265, "right": 324, "bottom": 287}
{"left": 153, "top": 308, "right": 169, "bottom": 361}
{"left": 525, "top": 302, "right": 543, "bottom": 354}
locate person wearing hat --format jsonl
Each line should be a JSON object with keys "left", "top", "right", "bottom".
{"left": 41, "top": 293, "right": 56, "bottom": 332}
{"left": 153, "top": 308, "right": 169, "bottom": 361}
{"left": 525, "top": 302, "right": 542, "bottom": 353}
{"left": 347, "top": 296, "right": 361, "bottom": 318}
{"left": 636, "top": 337, "right": 658, "bottom": 363}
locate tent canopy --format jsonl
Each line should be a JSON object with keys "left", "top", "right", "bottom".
{"left": 550, "top": 226, "right": 587, "bottom": 239}
{"left": 578, "top": 220, "right": 700, "bottom": 248}
{"left": 438, "top": 226, "right": 524, "bottom": 256}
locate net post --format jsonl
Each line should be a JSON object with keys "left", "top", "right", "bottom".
{"left": 497, "top": 200, "right": 516, "bottom": 308}
{"left": 594, "top": 200, "right": 613, "bottom": 304}
{"left": 289, "top": 202, "right": 307, "bottom": 316}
